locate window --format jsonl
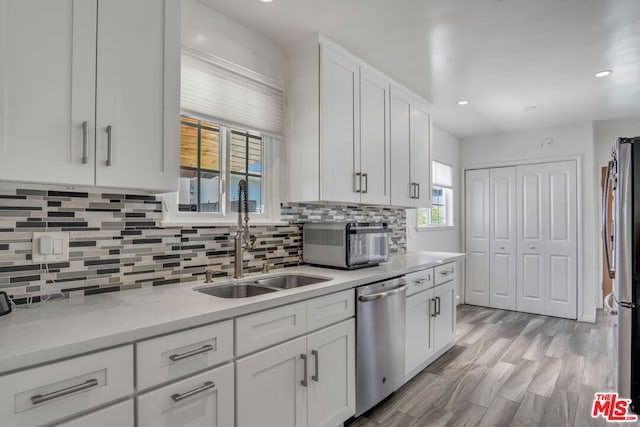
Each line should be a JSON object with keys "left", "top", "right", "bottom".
{"left": 418, "top": 161, "right": 454, "bottom": 227}
{"left": 178, "top": 115, "right": 266, "bottom": 216}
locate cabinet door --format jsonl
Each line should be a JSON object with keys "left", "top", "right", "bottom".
{"left": 237, "top": 337, "right": 308, "bottom": 427}
{"left": 411, "top": 102, "right": 432, "bottom": 208}
{"left": 433, "top": 281, "right": 456, "bottom": 352}
{"left": 516, "top": 164, "right": 546, "bottom": 315}
{"left": 0, "top": 0, "right": 96, "bottom": 186}
{"left": 320, "top": 44, "right": 360, "bottom": 203}
{"left": 58, "top": 400, "right": 134, "bottom": 427}
{"left": 465, "top": 169, "right": 491, "bottom": 306}
{"left": 95, "top": 0, "right": 180, "bottom": 192}
{"left": 359, "top": 67, "right": 390, "bottom": 205}
{"left": 405, "top": 289, "right": 434, "bottom": 378}
{"left": 390, "top": 86, "right": 413, "bottom": 207}
{"left": 307, "top": 319, "right": 356, "bottom": 427}
{"left": 489, "top": 167, "right": 517, "bottom": 310}
{"left": 138, "top": 364, "right": 234, "bottom": 427}
{"left": 544, "top": 161, "right": 577, "bottom": 319}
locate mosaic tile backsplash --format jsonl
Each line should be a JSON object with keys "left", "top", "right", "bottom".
{"left": 0, "top": 187, "right": 406, "bottom": 303}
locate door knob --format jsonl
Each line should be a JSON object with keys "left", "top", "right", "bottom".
{"left": 529, "top": 245, "right": 535, "bottom": 250}
{"left": 499, "top": 246, "right": 505, "bottom": 250}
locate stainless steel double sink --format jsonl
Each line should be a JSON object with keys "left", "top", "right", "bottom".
{"left": 195, "top": 274, "right": 331, "bottom": 299}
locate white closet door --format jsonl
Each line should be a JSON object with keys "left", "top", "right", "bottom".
{"left": 516, "top": 165, "right": 546, "bottom": 315}
{"left": 489, "top": 167, "right": 517, "bottom": 310}
{"left": 517, "top": 161, "right": 577, "bottom": 319}
{"left": 465, "top": 169, "right": 490, "bottom": 306}
{"left": 544, "top": 161, "right": 577, "bottom": 319}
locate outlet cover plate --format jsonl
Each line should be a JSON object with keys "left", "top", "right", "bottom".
{"left": 32, "top": 232, "right": 69, "bottom": 263}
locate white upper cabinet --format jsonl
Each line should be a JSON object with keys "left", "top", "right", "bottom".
{"left": 287, "top": 36, "right": 430, "bottom": 207}
{"left": 95, "top": 0, "right": 180, "bottom": 191}
{"left": 0, "top": 0, "right": 96, "bottom": 186}
{"left": 0, "top": 0, "right": 179, "bottom": 192}
{"left": 390, "top": 85, "right": 432, "bottom": 208}
{"left": 319, "top": 44, "right": 361, "bottom": 203}
{"left": 359, "top": 68, "right": 391, "bottom": 205}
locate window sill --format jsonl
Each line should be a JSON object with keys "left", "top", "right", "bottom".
{"left": 160, "top": 219, "right": 290, "bottom": 227}
{"left": 415, "top": 225, "right": 456, "bottom": 232}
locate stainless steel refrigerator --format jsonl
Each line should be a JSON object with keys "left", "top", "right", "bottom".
{"left": 604, "top": 136, "right": 640, "bottom": 412}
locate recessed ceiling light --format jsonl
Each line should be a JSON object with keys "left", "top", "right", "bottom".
{"left": 457, "top": 100, "right": 469, "bottom": 106}
{"left": 260, "top": 0, "right": 273, "bottom": 2}
{"left": 523, "top": 106, "right": 536, "bottom": 112}
{"left": 595, "top": 70, "right": 613, "bottom": 78}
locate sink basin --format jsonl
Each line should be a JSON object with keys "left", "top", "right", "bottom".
{"left": 196, "top": 284, "right": 277, "bottom": 299}
{"left": 255, "top": 275, "right": 330, "bottom": 289}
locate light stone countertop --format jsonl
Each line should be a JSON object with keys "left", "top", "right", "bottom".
{"left": 0, "top": 251, "right": 465, "bottom": 374}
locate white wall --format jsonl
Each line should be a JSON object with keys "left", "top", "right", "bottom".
{"left": 407, "top": 126, "right": 463, "bottom": 301}
{"left": 460, "top": 122, "right": 597, "bottom": 322}
{"left": 182, "top": 0, "right": 287, "bottom": 86}
{"left": 593, "top": 118, "right": 640, "bottom": 306}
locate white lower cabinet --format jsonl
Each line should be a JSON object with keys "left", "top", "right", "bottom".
{"left": 404, "top": 266, "right": 457, "bottom": 382}
{"left": 137, "top": 363, "right": 234, "bottom": 427}
{"left": 237, "top": 319, "right": 356, "bottom": 427}
{"left": 56, "top": 399, "right": 134, "bottom": 427}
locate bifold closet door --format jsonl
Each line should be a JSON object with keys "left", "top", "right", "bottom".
{"left": 489, "top": 167, "right": 517, "bottom": 310}
{"left": 516, "top": 161, "right": 577, "bottom": 319}
{"left": 465, "top": 169, "right": 490, "bottom": 306}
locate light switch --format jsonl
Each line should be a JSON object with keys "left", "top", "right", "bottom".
{"left": 53, "top": 239, "right": 63, "bottom": 255}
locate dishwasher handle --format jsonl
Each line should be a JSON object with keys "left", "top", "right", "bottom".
{"left": 358, "top": 285, "right": 406, "bottom": 302}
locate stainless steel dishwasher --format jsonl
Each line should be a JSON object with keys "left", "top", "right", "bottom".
{"left": 355, "top": 276, "right": 406, "bottom": 416}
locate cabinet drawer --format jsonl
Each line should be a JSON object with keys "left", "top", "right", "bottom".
{"left": 434, "top": 263, "right": 457, "bottom": 285}
{"left": 405, "top": 268, "right": 434, "bottom": 296}
{"left": 236, "top": 302, "right": 307, "bottom": 356}
{"left": 137, "top": 363, "right": 234, "bottom": 427}
{"left": 0, "top": 345, "right": 133, "bottom": 427}
{"left": 307, "top": 290, "right": 354, "bottom": 331}
{"left": 136, "top": 320, "right": 233, "bottom": 390}
{"left": 57, "top": 399, "right": 134, "bottom": 427}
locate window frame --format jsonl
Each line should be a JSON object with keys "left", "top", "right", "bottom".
{"left": 163, "top": 113, "right": 282, "bottom": 225}
{"left": 417, "top": 160, "right": 455, "bottom": 230}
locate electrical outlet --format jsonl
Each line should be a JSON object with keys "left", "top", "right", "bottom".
{"left": 32, "top": 232, "right": 69, "bottom": 263}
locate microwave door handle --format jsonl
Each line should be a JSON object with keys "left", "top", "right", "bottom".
{"left": 603, "top": 160, "right": 615, "bottom": 280}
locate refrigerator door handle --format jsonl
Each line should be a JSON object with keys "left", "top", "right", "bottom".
{"left": 603, "top": 159, "right": 615, "bottom": 280}
{"left": 613, "top": 293, "right": 636, "bottom": 309}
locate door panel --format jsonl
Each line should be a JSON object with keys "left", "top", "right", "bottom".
{"left": 412, "top": 102, "right": 431, "bottom": 207}
{"left": 405, "top": 290, "right": 434, "bottom": 377}
{"left": 320, "top": 44, "right": 360, "bottom": 203}
{"left": 489, "top": 167, "right": 517, "bottom": 310}
{"left": 544, "top": 161, "right": 577, "bottom": 319}
{"left": 236, "top": 337, "right": 307, "bottom": 427}
{"left": 96, "top": 0, "right": 179, "bottom": 191}
{"left": 465, "top": 169, "right": 490, "bottom": 306}
{"left": 390, "top": 86, "right": 413, "bottom": 207}
{"left": 0, "top": 0, "right": 96, "bottom": 185}
{"left": 360, "top": 68, "right": 390, "bottom": 205}
{"left": 307, "top": 319, "right": 356, "bottom": 427}
{"left": 434, "top": 281, "right": 456, "bottom": 351}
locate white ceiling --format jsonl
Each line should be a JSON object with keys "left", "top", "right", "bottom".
{"left": 196, "top": 0, "right": 640, "bottom": 138}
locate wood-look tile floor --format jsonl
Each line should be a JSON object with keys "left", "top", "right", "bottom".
{"left": 350, "top": 305, "right": 625, "bottom": 427}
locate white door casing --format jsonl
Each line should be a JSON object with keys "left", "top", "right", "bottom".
{"left": 465, "top": 169, "right": 491, "bottom": 306}
{"left": 489, "top": 167, "right": 517, "bottom": 310}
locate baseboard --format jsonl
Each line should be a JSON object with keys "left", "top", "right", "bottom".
{"left": 580, "top": 313, "right": 597, "bottom": 323}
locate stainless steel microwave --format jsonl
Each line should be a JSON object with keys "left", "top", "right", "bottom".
{"left": 302, "top": 222, "right": 390, "bottom": 269}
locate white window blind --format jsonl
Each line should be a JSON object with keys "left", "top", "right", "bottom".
{"left": 432, "top": 161, "right": 453, "bottom": 188}
{"left": 181, "top": 51, "right": 284, "bottom": 136}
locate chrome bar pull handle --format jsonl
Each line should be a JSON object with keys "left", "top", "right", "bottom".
{"left": 106, "top": 125, "right": 113, "bottom": 166}
{"left": 171, "top": 381, "right": 215, "bottom": 402}
{"left": 311, "top": 349, "right": 319, "bottom": 382}
{"left": 354, "top": 173, "right": 362, "bottom": 193}
{"left": 169, "top": 344, "right": 214, "bottom": 362}
{"left": 300, "top": 354, "right": 308, "bottom": 387}
{"left": 436, "top": 296, "right": 441, "bottom": 315}
{"left": 358, "top": 285, "right": 406, "bottom": 302}
{"left": 431, "top": 298, "right": 437, "bottom": 317}
{"left": 81, "top": 121, "right": 88, "bottom": 164}
{"left": 362, "top": 173, "right": 368, "bottom": 194}
{"left": 416, "top": 183, "right": 420, "bottom": 199}
{"left": 31, "top": 378, "right": 99, "bottom": 405}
